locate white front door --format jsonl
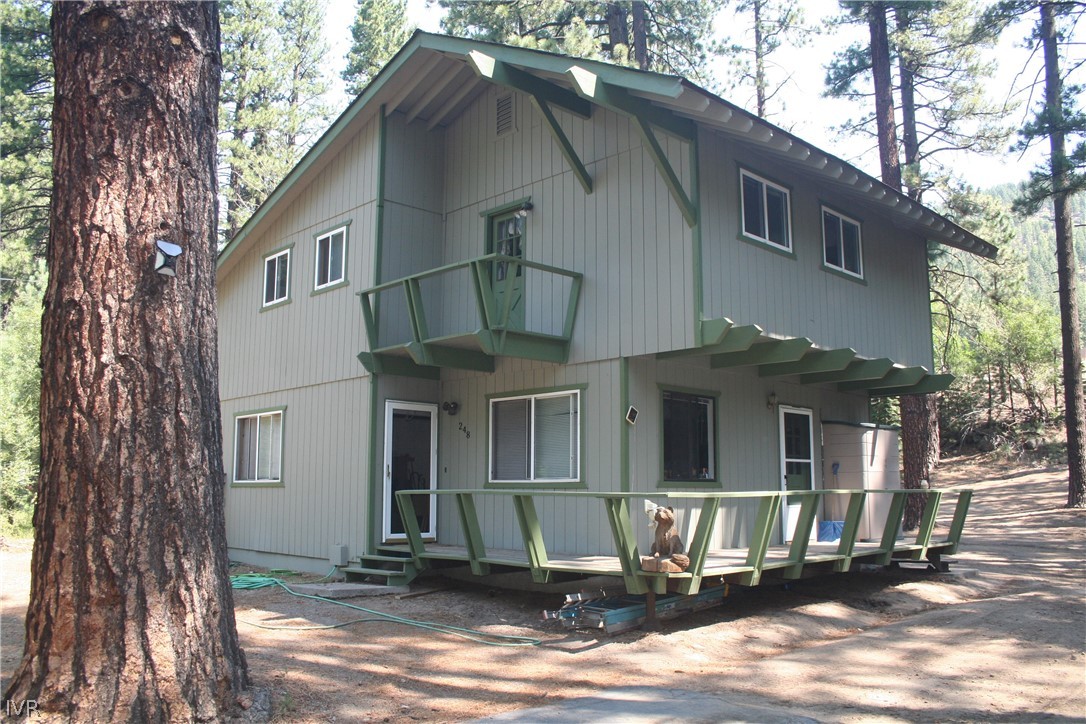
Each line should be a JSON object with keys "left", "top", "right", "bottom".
{"left": 779, "top": 406, "right": 815, "bottom": 542}
{"left": 383, "top": 401, "right": 438, "bottom": 542}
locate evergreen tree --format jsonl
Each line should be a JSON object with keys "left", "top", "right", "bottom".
{"left": 343, "top": 0, "right": 413, "bottom": 96}
{"left": 717, "top": 0, "right": 811, "bottom": 119}
{"left": 439, "top": 1, "right": 718, "bottom": 81}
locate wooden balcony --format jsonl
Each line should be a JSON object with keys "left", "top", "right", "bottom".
{"left": 357, "top": 253, "right": 583, "bottom": 377}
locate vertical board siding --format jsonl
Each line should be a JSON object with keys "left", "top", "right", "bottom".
{"left": 223, "top": 377, "right": 371, "bottom": 564}
{"left": 699, "top": 132, "right": 934, "bottom": 368}
{"left": 442, "top": 86, "right": 696, "bottom": 363}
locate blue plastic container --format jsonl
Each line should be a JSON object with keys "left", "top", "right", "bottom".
{"left": 818, "top": 520, "right": 845, "bottom": 542}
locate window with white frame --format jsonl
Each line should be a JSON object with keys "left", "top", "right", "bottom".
{"left": 314, "top": 226, "right": 347, "bottom": 289}
{"left": 263, "top": 249, "right": 290, "bottom": 306}
{"left": 822, "top": 207, "right": 863, "bottom": 278}
{"left": 662, "top": 390, "right": 716, "bottom": 482}
{"left": 490, "top": 390, "right": 580, "bottom": 483}
{"left": 234, "top": 410, "right": 283, "bottom": 483}
{"left": 740, "top": 169, "right": 792, "bottom": 251}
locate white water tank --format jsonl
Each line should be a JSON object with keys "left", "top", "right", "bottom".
{"left": 822, "top": 421, "right": 901, "bottom": 541}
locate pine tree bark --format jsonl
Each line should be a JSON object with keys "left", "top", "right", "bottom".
{"left": 1040, "top": 1, "right": 1086, "bottom": 507}
{"left": 3, "top": 3, "right": 249, "bottom": 719}
{"left": 868, "top": 2, "right": 901, "bottom": 190}
{"left": 631, "top": 1, "right": 649, "bottom": 71}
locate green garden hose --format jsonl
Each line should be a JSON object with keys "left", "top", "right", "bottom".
{"left": 230, "top": 573, "right": 542, "bottom": 647}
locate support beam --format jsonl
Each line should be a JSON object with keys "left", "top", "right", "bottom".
{"left": 657, "top": 324, "right": 763, "bottom": 360}
{"left": 868, "top": 373, "right": 954, "bottom": 397}
{"left": 800, "top": 358, "right": 893, "bottom": 385}
{"left": 711, "top": 337, "right": 813, "bottom": 369}
{"left": 633, "top": 115, "right": 697, "bottom": 226}
{"left": 838, "top": 365, "right": 927, "bottom": 392}
{"left": 533, "top": 97, "right": 593, "bottom": 194}
{"left": 759, "top": 348, "right": 857, "bottom": 377}
{"left": 699, "top": 317, "right": 733, "bottom": 347}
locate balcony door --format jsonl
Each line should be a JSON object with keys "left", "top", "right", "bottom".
{"left": 489, "top": 212, "right": 525, "bottom": 330}
{"left": 383, "top": 401, "right": 437, "bottom": 542}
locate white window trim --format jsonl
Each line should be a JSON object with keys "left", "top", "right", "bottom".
{"left": 263, "top": 248, "right": 291, "bottom": 307}
{"left": 821, "top": 206, "right": 864, "bottom": 279}
{"left": 489, "top": 389, "right": 581, "bottom": 484}
{"left": 740, "top": 168, "right": 792, "bottom": 251}
{"left": 233, "top": 409, "right": 284, "bottom": 484}
{"left": 313, "top": 225, "right": 348, "bottom": 290}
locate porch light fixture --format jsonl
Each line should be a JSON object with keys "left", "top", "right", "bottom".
{"left": 442, "top": 401, "right": 459, "bottom": 416}
{"left": 766, "top": 393, "right": 778, "bottom": 410}
{"left": 154, "top": 240, "right": 183, "bottom": 277}
{"left": 514, "top": 201, "right": 533, "bottom": 218}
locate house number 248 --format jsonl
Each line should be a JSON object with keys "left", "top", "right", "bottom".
{"left": 457, "top": 422, "right": 471, "bottom": 439}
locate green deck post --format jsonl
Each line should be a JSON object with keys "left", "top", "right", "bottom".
{"left": 395, "top": 492, "right": 428, "bottom": 570}
{"left": 834, "top": 491, "right": 867, "bottom": 572}
{"left": 911, "top": 490, "right": 943, "bottom": 560}
{"left": 876, "top": 491, "right": 908, "bottom": 565}
{"left": 783, "top": 493, "right": 821, "bottom": 579}
{"left": 512, "top": 494, "right": 551, "bottom": 583}
{"left": 603, "top": 497, "right": 650, "bottom": 595}
{"left": 676, "top": 497, "right": 720, "bottom": 595}
{"left": 944, "top": 489, "right": 972, "bottom": 554}
{"left": 740, "top": 495, "right": 781, "bottom": 586}
{"left": 456, "top": 493, "right": 490, "bottom": 576}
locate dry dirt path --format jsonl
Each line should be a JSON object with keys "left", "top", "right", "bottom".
{"left": 2, "top": 456, "right": 1084, "bottom": 722}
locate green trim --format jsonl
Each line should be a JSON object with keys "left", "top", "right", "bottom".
{"left": 367, "top": 374, "right": 380, "bottom": 554}
{"left": 603, "top": 498, "right": 650, "bottom": 594}
{"left": 838, "top": 365, "right": 927, "bottom": 392}
{"left": 945, "top": 490, "right": 972, "bottom": 555}
{"left": 759, "top": 348, "right": 857, "bottom": 378}
{"left": 800, "top": 358, "right": 894, "bottom": 385}
{"left": 310, "top": 279, "right": 350, "bottom": 297}
{"left": 833, "top": 491, "right": 867, "bottom": 572}
{"left": 479, "top": 196, "right": 533, "bottom": 219}
{"left": 312, "top": 221, "right": 352, "bottom": 293}
{"left": 486, "top": 385, "right": 588, "bottom": 488}
{"left": 619, "top": 357, "right": 630, "bottom": 493}
{"left": 567, "top": 66, "right": 695, "bottom": 140}
{"left": 820, "top": 263, "right": 868, "bottom": 285}
{"left": 737, "top": 165, "right": 795, "bottom": 255}
{"left": 658, "top": 384, "right": 721, "bottom": 487}
{"left": 868, "top": 373, "right": 954, "bottom": 397}
{"left": 229, "top": 406, "right": 287, "bottom": 487}
{"left": 357, "top": 351, "right": 442, "bottom": 379}
{"left": 691, "top": 126, "right": 704, "bottom": 337}
{"left": 710, "top": 337, "right": 813, "bottom": 369}
{"left": 533, "top": 97, "right": 593, "bottom": 194}
{"left": 467, "top": 51, "right": 591, "bottom": 117}
{"left": 633, "top": 115, "right": 697, "bottom": 227}
{"left": 656, "top": 324, "right": 763, "bottom": 360}
{"left": 373, "top": 107, "right": 388, "bottom": 340}
{"left": 699, "top": 317, "right": 732, "bottom": 347}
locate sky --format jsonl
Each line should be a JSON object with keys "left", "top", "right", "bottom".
{"left": 321, "top": 1, "right": 1080, "bottom": 189}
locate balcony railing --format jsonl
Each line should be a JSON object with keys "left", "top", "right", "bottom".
{"left": 358, "top": 253, "right": 583, "bottom": 375}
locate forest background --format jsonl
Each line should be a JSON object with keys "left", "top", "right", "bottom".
{"left": 1, "top": 0, "right": 1083, "bottom": 535}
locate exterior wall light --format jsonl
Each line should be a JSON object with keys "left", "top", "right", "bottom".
{"left": 442, "top": 401, "right": 459, "bottom": 416}
{"left": 154, "top": 240, "right": 183, "bottom": 277}
{"left": 514, "top": 201, "right": 533, "bottom": 218}
{"left": 767, "top": 392, "right": 778, "bottom": 410}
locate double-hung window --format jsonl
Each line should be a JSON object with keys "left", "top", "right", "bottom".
{"left": 263, "top": 248, "right": 290, "bottom": 306}
{"left": 234, "top": 410, "right": 284, "bottom": 484}
{"left": 822, "top": 207, "right": 863, "bottom": 278}
{"left": 490, "top": 390, "right": 580, "bottom": 483}
{"left": 314, "top": 226, "right": 347, "bottom": 290}
{"left": 740, "top": 169, "right": 792, "bottom": 251}
{"left": 662, "top": 390, "right": 716, "bottom": 482}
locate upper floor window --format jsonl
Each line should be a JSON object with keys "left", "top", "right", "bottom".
{"left": 263, "top": 248, "right": 290, "bottom": 307}
{"left": 822, "top": 207, "right": 863, "bottom": 278}
{"left": 662, "top": 390, "right": 716, "bottom": 482}
{"left": 234, "top": 409, "right": 284, "bottom": 484}
{"left": 490, "top": 390, "right": 580, "bottom": 483}
{"left": 740, "top": 169, "right": 791, "bottom": 251}
{"left": 314, "top": 226, "right": 347, "bottom": 290}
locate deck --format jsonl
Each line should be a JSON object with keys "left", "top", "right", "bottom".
{"left": 388, "top": 487, "right": 971, "bottom": 595}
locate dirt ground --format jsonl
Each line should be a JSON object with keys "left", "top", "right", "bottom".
{"left": 2, "top": 454, "right": 1084, "bottom": 722}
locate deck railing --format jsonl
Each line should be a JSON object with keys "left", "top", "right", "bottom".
{"left": 358, "top": 253, "right": 583, "bottom": 369}
{"left": 393, "top": 487, "right": 972, "bottom": 595}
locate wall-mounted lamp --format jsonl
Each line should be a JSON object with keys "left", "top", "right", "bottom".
{"left": 442, "top": 401, "right": 459, "bottom": 416}
{"left": 514, "top": 201, "right": 534, "bottom": 218}
{"left": 154, "top": 240, "right": 183, "bottom": 277}
{"left": 766, "top": 392, "right": 778, "bottom": 410}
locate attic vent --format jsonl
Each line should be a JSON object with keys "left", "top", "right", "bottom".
{"left": 495, "top": 92, "right": 515, "bottom": 137}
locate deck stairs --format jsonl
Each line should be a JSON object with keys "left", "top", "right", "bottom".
{"left": 341, "top": 550, "right": 419, "bottom": 586}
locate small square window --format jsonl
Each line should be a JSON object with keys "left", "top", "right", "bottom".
{"left": 490, "top": 390, "right": 580, "bottom": 483}
{"left": 263, "top": 249, "right": 290, "bottom": 306}
{"left": 822, "top": 208, "right": 863, "bottom": 278}
{"left": 314, "top": 226, "right": 347, "bottom": 290}
{"left": 740, "top": 170, "right": 791, "bottom": 251}
{"left": 234, "top": 410, "right": 283, "bottom": 483}
{"left": 663, "top": 390, "right": 716, "bottom": 482}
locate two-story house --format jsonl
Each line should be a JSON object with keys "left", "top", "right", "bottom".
{"left": 215, "top": 32, "right": 995, "bottom": 578}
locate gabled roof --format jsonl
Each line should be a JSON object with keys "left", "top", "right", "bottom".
{"left": 217, "top": 31, "right": 996, "bottom": 275}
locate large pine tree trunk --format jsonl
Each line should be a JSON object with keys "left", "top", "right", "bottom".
{"left": 3, "top": 3, "right": 249, "bottom": 719}
{"left": 868, "top": 2, "right": 900, "bottom": 189}
{"left": 1040, "top": 2, "right": 1086, "bottom": 508}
